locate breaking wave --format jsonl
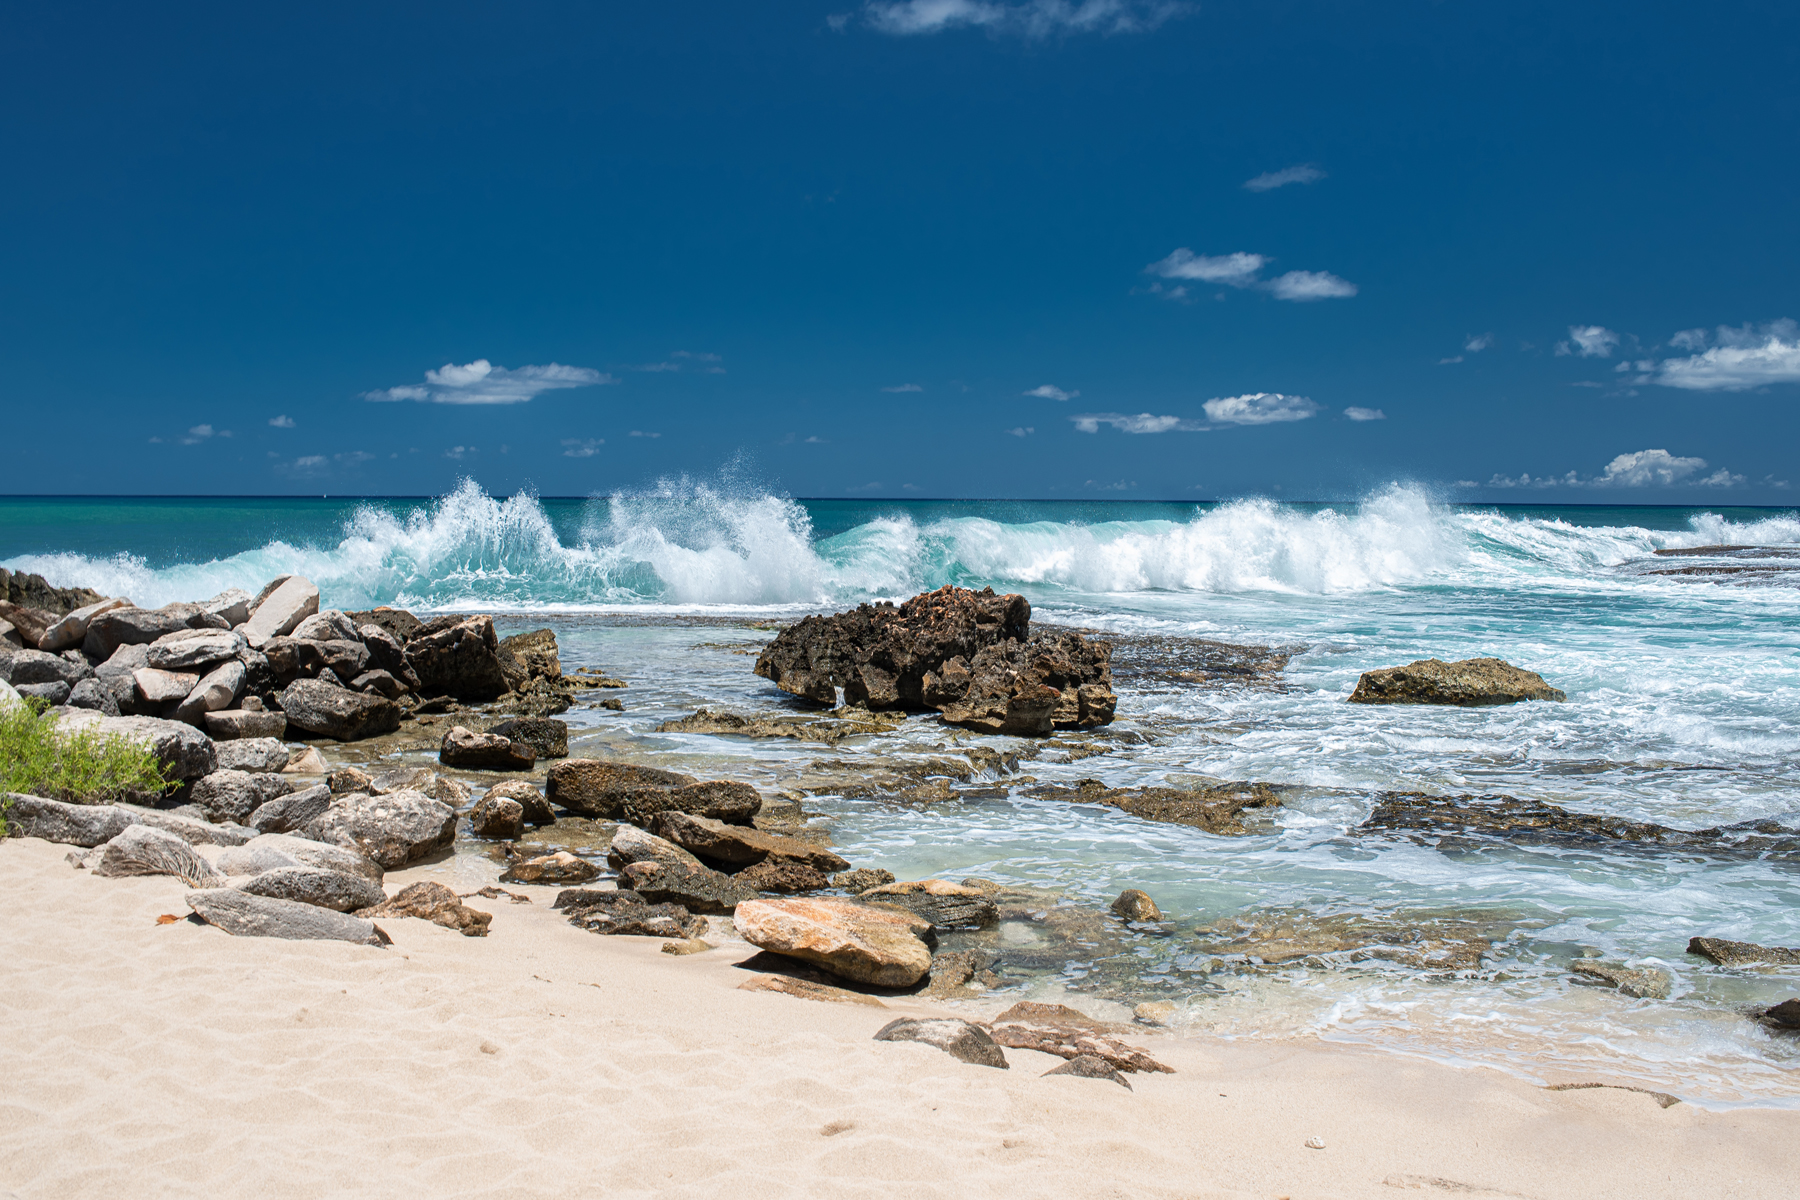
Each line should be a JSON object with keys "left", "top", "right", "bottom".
{"left": 5, "top": 479, "right": 1796, "bottom": 612}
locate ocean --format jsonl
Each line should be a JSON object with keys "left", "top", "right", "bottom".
{"left": 5, "top": 480, "right": 1799, "bottom": 1104}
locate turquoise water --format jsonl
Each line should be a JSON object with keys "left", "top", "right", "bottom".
{"left": 6, "top": 481, "right": 1800, "bottom": 1102}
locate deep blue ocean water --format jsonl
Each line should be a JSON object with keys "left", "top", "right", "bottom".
{"left": 5, "top": 481, "right": 1799, "bottom": 1102}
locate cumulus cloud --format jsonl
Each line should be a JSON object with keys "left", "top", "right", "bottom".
{"left": 1024, "top": 384, "right": 1079, "bottom": 401}
{"left": 292, "top": 455, "right": 327, "bottom": 472}
{"left": 1071, "top": 393, "right": 1317, "bottom": 433}
{"left": 1555, "top": 325, "right": 1620, "bottom": 358}
{"left": 863, "top": 0, "right": 1188, "bottom": 38}
{"left": 1006, "top": 426, "right": 1035, "bottom": 437}
{"left": 1465, "top": 333, "right": 1494, "bottom": 352}
{"left": 444, "top": 445, "right": 473, "bottom": 460}
{"left": 364, "top": 359, "right": 616, "bottom": 405}
{"left": 1344, "top": 406, "right": 1386, "bottom": 421}
{"left": 1204, "top": 392, "right": 1319, "bottom": 424}
{"left": 1244, "top": 165, "right": 1325, "bottom": 192}
{"left": 1145, "top": 249, "right": 1356, "bottom": 302}
{"left": 1266, "top": 270, "right": 1358, "bottom": 301}
{"left": 1653, "top": 319, "right": 1800, "bottom": 391}
{"left": 629, "top": 351, "right": 726, "bottom": 375}
{"left": 630, "top": 430, "right": 661, "bottom": 438}
{"left": 1146, "top": 249, "right": 1266, "bottom": 287}
{"left": 1438, "top": 356, "right": 1464, "bottom": 365}
{"left": 268, "top": 415, "right": 296, "bottom": 428}
{"left": 561, "top": 438, "right": 603, "bottom": 458}
{"left": 1476, "top": 448, "right": 1741, "bottom": 490}
{"left": 882, "top": 383, "right": 924, "bottom": 393}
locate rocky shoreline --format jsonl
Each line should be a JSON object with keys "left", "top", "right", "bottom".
{"left": 4, "top": 570, "right": 1797, "bottom": 1073}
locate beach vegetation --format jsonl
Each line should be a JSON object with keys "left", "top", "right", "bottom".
{"left": 0, "top": 701, "right": 175, "bottom": 814}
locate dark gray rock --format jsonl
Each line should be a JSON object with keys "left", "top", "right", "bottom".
{"left": 113, "top": 804, "right": 258, "bottom": 846}
{"left": 623, "top": 780, "right": 763, "bottom": 828}
{"left": 17, "top": 681, "right": 71, "bottom": 705}
{"left": 185, "top": 887, "right": 388, "bottom": 945}
{"left": 556, "top": 888, "right": 706, "bottom": 939}
{"left": 301, "top": 788, "right": 456, "bottom": 869}
{"left": 488, "top": 716, "right": 569, "bottom": 759}
{"left": 93, "top": 824, "right": 226, "bottom": 887}
{"left": 245, "top": 783, "right": 332, "bottom": 834}
{"left": 217, "top": 831, "right": 384, "bottom": 884}
{"left": 240, "top": 865, "right": 386, "bottom": 912}
{"left": 191, "top": 769, "right": 293, "bottom": 823}
{"left": 404, "top": 614, "right": 513, "bottom": 701}
{"left": 1042, "top": 1054, "right": 1132, "bottom": 1089}
{"left": 66, "top": 677, "right": 120, "bottom": 715}
{"left": 355, "top": 623, "right": 421, "bottom": 690}
{"left": 83, "top": 607, "right": 193, "bottom": 659}
{"left": 873, "top": 1018, "right": 1009, "bottom": 1068}
{"left": 213, "top": 736, "right": 290, "bottom": 773}
{"left": 858, "top": 880, "right": 999, "bottom": 930}
{"left": 277, "top": 678, "right": 401, "bottom": 741}
{"left": 1, "top": 647, "right": 93, "bottom": 687}
{"left": 307, "top": 638, "right": 371, "bottom": 681}
{"left": 350, "top": 669, "right": 404, "bottom": 698}
{"left": 618, "top": 859, "right": 757, "bottom": 914}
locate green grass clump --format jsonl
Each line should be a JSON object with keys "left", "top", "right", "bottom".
{"left": 0, "top": 702, "right": 176, "bottom": 813}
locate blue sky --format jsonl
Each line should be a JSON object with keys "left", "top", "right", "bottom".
{"left": 3, "top": 1, "right": 1796, "bottom": 502}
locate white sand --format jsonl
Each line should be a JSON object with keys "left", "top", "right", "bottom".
{"left": 2, "top": 834, "right": 1793, "bottom": 1199}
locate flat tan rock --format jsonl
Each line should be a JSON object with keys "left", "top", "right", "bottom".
{"left": 733, "top": 897, "right": 933, "bottom": 988}
{"left": 1348, "top": 657, "right": 1564, "bottom": 706}
{"left": 737, "top": 973, "right": 886, "bottom": 1006}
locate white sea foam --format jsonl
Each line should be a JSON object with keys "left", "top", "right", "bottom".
{"left": 5, "top": 479, "right": 1795, "bottom": 612}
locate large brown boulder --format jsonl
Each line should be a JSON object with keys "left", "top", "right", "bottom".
{"left": 544, "top": 758, "right": 698, "bottom": 819}
{"left": 1348, "top": 657, "right": 1564, "bottom": 706}
{"left": 649, "top": 811, "right": 848, "bottom": 872}
{"left": 733, "top": 897, "right": 935, "bottom": 988}
{"left": 752, "top": 585, "right": 1115, "bottom": 734}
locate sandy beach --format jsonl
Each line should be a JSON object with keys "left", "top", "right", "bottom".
{"left": 3, "top": 833, "right": 1792, "bottom": 1200}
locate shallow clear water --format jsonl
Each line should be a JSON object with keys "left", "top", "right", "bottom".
{"left": 6, "top": 481, "right": 1799, "bottom": 1104}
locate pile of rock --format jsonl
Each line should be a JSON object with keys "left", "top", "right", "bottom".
{"left": 753, "top": 585, "right": 1116, "bottom": 736}
{"left": 0, "top": 570, "right": 587, "bottom": 743}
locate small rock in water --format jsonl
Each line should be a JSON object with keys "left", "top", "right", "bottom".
{"left": 1042, "top": 1054, "right": 1132, "bottom": 1090}
{"left": 1570, "top": 960, "right": 1674, "bottom": 1000}
{"left": 600, "top": 697, "right": 625, "bottom": 711}
{"left": 1110, "top": 888, "right": 1163, "bottom": 922}
{"left": 873, "top": 1018, "right": 1009, "bottom": 1068}
{"left": 1760, "top": 999, "right": 1800, "bottom": 1028}
{"left": 483, "top": 780, "right": 556, "bottom": 826}
{"left": 469, "top": 793, "right": 525, "bottom": 840}
{"left": 1134, "top": 1001, "right": 1178, "bottom": 1026}
{"left": 1347, "top": 656, "right": 1564, "bottom": 706}
{"left": 439, "top": 724, "right": 536, "bottom": 771}
{"left": 1687, "top": 936, "right": 1800, "bottom": 969}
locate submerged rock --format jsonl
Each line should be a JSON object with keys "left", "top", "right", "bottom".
{"left": 1348, "top": 657, "right": 1565, "bottom": 706}
{"left": 753, "top": 585, "right": 1115, "bottom": 734}
{"left": 1196, "top": 910, "right": 1497, "bottom": 972}
{"left": 655, "top": 707, "right": 904, "bottom": 744}
{"left": 1571, "top": 960, "right": 1674, "bottom": 1000}
{"left": 1687, "top": 937, "right": 1800, "bottom": 968}
{"left": 1029, "top": 779, "right": 1284, "bottom": 836}
{"left": 873, "top": 1018, "right": 1008, "bottom": 1068}
{"left": 734, "top": 896, "right": 935, "bottom": 987}
{"left": 1366, "top": 792, "right": 1800, "bottom": 859}
{"left": 1110, "top": 889, "right": 1163, "bottom": 922}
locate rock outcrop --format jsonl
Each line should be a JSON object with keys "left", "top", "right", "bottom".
{"left": 753, "top": 586, "right": 1115, "bottom": 735}
{"left": 1348, "top": 657, "right": 1565, "bottom": 705}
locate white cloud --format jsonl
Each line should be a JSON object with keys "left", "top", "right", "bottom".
{"left": 882, "top": 383, "right": 924, "bottom": 393}
{"left": 180, "top": 424, "right": 216, "bottom": 444}
{"left": 630, "top": 430, "right": 661, "bottom": 438}
{"left": 1085, "top": 478, "right": 1136, "bottom": 491}
{"left": 1024, "top": 384, "right": 1079, "bottom": 401}
{"left": 1244, "top": 165, "right": 1325, "bottom": 192}
{"left": 363, "top": 359, "right": 616, "bottom": 405}
{"left": 1465, "top": 333, "right": 1494, "bottom": 352}
{"left": 561, "top": 438, "right": 603, "bottom": 458}
{"left": 631, "top": 351, "right": 725, "bottom": 375}
{"left": 1438, "top": 356, "right": 1464, "bottom": 365}
{"left": 1266, "top": 270, "right": 1357, "bottom": 301}
{"left": 1006, "top": 426, "right": 1034, "bottom": 437}
{"left": 1555, "top": 325, "right": 1620, "bottom": 358}
{"left": 1072, "top": 412, "right": 1203, "bottom": 434}
{"left": 863, "top": 0, "right": 1187, "bottom": 38}
{"left": 805, "top": 435, "right": 828, "bottom": 443}
{"left": 444, "top": 445, "right": 473, "bottom": 460}
{"left": 1146, "top": 249, "right": 1267, "bottom": 286}
{"left": 1203, "top": 392, "right": 1319, "bottom": 424}
{"left": 291, "top": 455, "right": 327, "bottom": 472}
{"left": 1653, "top": 319, "right": 1800, "bottom": 391}
{"left": 1476, "top": 448, "right": 1739, "bottom": 490}
{"left": 1668, "top": 328, "right": 1708, "bottom": 351}
{"left": 1144, "top": 249, "right": 1356, "bottom": 302}
{"left": 1344, "top": 406, "right": 1386, "bottom": 421}
{"left": 268, "top": 414, "right": 296, "bottom": 428}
